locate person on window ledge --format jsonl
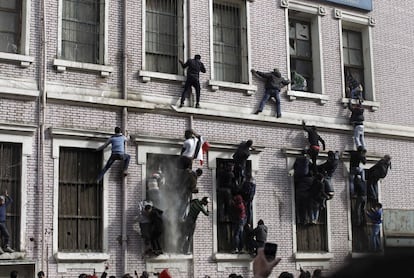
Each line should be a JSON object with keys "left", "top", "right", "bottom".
{"left": 95, "top": 126, "right": 130, "bottom": 183}
{"left": 302, "top": 120, "right": 326, "bottom": 174}
{"left": 253, "top": 219, "right": 268, "bottom": 249}
{"left": 180, "top": 197, "right": 210, "bottom": 255}
{"left": 366, "top": 202, "right": 383, "bottom": 252}
{"left": 347, "top": 98, "right": 366, "bottom": 149}
{"left": 251, "top": 67, "right": 290, "bottom": 118}
{"left": 348, "top": 146, "right": 367, "bottom": 197}
{"left": 230, "top": 194, "right": 247, "bottom": 254}
{"left": 365, "top": 155, "right": 391, "bottom": 201}
{"left": 0, "top": 190, "right": 14, "bottom": 254}
{"left": 346, "top": 72, "right": 364, "bottom": 103}
{"left": 179, "top": 54, "right": 206, "bottom": 108}
{"left": 232, "top": 139, "right": 254, "bottom": 185}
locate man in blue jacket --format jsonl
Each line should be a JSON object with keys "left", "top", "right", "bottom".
{"left": 0, "top": 190, "right": 14, "bottom": 253}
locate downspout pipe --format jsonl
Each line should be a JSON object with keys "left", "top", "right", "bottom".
{"left": 121, "top": 0, "right": 128, "bottom": 274}
{"left": 39, "top": 0, "right": 47, "bottom": 273}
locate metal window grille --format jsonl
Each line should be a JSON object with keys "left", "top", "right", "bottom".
{"left": 0, "top": 142, "right": 21, "bottom": 251}
{"left": 213, "top": 2, "right": 245, "bottom": 83}
{"left": 146, "top": 0, "right": 182, "bottom": 74}
{"left": 62, "top": 0, "right": 100, "bottom": 63}
{"left": 58, "top": 147, "right": 103, "bottom": 252}
{"left": 0, "top": 0, "right": 22, "bottom": 53}
{"left": 289, "top": 18, "right": 313, "bottom": 91}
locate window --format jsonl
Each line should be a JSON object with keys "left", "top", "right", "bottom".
{"left": 145, "top": 0, "right": 184, "bottom": 74}
{"left": 58, "top": 147, "right": 103, "bottom": 252}
{"left": 0, "top": 142, "right": 21, "bottom": 251}
{"left": 282, "top": 1, "right": 327, "bottom": 104}
{"left": 289, "top": 18, "right": 312, "bottom": 92}
{"left": 213, "top": 0, "right": 248, "bottom": 84}
{"left": 343, "top": 30, "right": 364, "bottom": 99}
{"left": 0, "top": 0, "right": 22, "bottom": 54}
{"left": 61, "top": 0, "right": 101, "bottom": 64}
{"left": 336, "top": 9, "right": 377, "bottom": 108}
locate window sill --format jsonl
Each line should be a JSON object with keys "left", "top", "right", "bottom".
{"left": 293, "top": 252, "right": 333, "bottom": 269}
{"left": 53, "top": 59, "right": 113, "bottom": 77}
{"left": 341, "top": 98, "right": 380, "bottom": 111}
{"left": 138, "top": 70, "right": 185, "bottom": 83}
{"left": 287, "top": 90, "right": 329, "bottom": 104}
{"left": 208, "top": 80, "right": 257, "bottom": 96}
{"left": 212, "top": 253, "right": 252, "bottom": 271}
{"left": 0, "top": 52, "right": 34, "bottom": 68}
{"left": 54, "top": 252, "right": 110, "bottom": 262}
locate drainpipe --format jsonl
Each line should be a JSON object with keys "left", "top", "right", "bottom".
{"left": 121, "top": 0, "right": 128, "bottom": 274}
{"left": 39, "top": 0, "right": 47, "bottom": 273}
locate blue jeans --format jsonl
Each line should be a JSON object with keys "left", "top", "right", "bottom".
{"left": 371, "top": 223, "right": 381, "bottom": 251}
{"left": 0, "top": 222, "right": 10, "bottom": 247}
{"left": 96, "top": 153, "right": 130, "bottom": 182}
{"left": 232, "top": 219, "right": 246, "bottom": 251}
{"left": 257, "top": 89, "right": 281, "bottom": 117}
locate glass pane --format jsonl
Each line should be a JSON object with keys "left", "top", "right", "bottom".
{"left": 349, "top": 49, "right": 363, "bottom": 66}
{"left": 342, "top": 31, "right": 348, "bottom": 48}
{"left": 343, "top": 49, "right": 349, "bottom": 64}
{"left": 0, "top": 11, "right": 17, "bottom": 32}
{"left": 348, "top": 31, "right": 362, "bottom": 49}
{"left": 289, "top": 22, "right": 295, "bottom": 38}
{"left": 0, "top": 0, "right": 17, "bottom": 9}
{"left": 296, "top": 22, "right": 309, "bottom": 40}
{"left": 0, "top": 33, "right": 17, "bottom": 53}
{"left": 296, "top": 40, "right": 311, "bottom": 58}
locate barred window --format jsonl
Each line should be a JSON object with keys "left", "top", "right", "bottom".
{"left": 58, "top": 147, "right": 103, "bottom": 252}
{"left": 0, "top": 142, "right": 21, "bottom": 251}
{"left": 0, "top": 0, "right": 22, "bottom": 54}
{"left": 62, "top": 0, "right": 100, "bottom": 63}
{"left": 213, "top": 1, "right": 248, "bottom": 84}
{"left": 146, "top": 0, "right": 184, "bottom": 74}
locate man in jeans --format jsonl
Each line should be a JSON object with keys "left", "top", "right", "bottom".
{"left": 366, "top": 202, "right": 383, "bottom": 252}
{"left": 252, "top": 68, "right": 290, "bottom": 118}
{"left": 0, "top": 190, "right": 14, "bottom": 254}
{"left": 95, "top": 126, "right": 130, "bottom": 182}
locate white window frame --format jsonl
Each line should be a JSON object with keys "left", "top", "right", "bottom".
{"left": 0, "top": 0, "right": 34, "bottom": 67}
{"left": 0, "top": 123, "right": 35, "bottom": 253}
{"left": 50, "top": 128, "right": 110, "bottom": 272}
{"left": 53, "top": 0, "right": 113, "bottom": 77}
{"left": 209, "top": 143, "right": 261, "bottom": 270}
{"left": 208, "top": 0, "right": 257, "bottom": 96}
{"left": 281, "top": 0, "right": 328, "bottom": 105}
{"left": 138, "top": 0, "right": 187, "bottom": 83}
{"left": 335, "top": 8, "right": 379, "bottom": 111}
{"left": 283, "top": 147, "right": 334, "bottom": 270}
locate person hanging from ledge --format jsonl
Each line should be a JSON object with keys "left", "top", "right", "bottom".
{"left": 251, "top": 67, "right": 290, "bottom": 118}
{"left": 302, "top": 120, "right": 326, "bottom": 174}
{"left": 179, "top": 54, "right": 206, "bottom": 108}
{"left": 347, "top": 98, "right": 366, "bottom": 149}
{"left": 95, "top": 126, "right": 130, "bottom": 183}
{"left": 232, "top": 139, "right": 254, "bottom": 185}
{"left": 365, "top": 155, "right": 392, "bottom": 201}
{"left": 346, "top": 71, "right": 364, "bottom": 103}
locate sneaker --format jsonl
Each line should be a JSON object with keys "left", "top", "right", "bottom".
{"left": 195, "top": 103, "right": 200, "bottom": 108}
{"left": 231, "top": 249, "right": 239, "bottom": 254}
{"left": 3, "top": 246, "right": 14, "bottom": 253}
{"left": 0, "top": 247, "right": 4, "bottom": 255}
{"left": 179, "top": 103, "right": 184, "bottom": 108}
{"left": 276, "top": 114, "right": 282, "bottom": 118}
{"left": 254, "top": 110, "right": 261, "bottom": 115}
{"left": 123, "top": 170, "right": 128, "bottom": 176}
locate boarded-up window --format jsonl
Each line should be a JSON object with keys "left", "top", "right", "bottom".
{"left": 0, "top": 142, "right": 21, "bottom": 251}
{"left": 62, "top": 0, "right": 100, "bottom": 63}
{"left": 58, "top": 147, "right": 102, "bottom": 252}
{"left": 0, "top": 0, "right": 22, "bottom": 53}
{"left": 351, "top": 197, "right": 376, "bottom": 252}
{"left": 343, "top": 29, "right": 365, "bottom": 99}
{"left": 146, "top": 0, "right": 183, "bottom": 74}
{"left": 289, "top": 17, "right": 313, "bottom": 92}
{"left": 213, "top": 1, "right": 248, "bottom": 84}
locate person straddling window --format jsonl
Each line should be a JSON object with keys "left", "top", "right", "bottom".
{"left": 366, "top": 202, "right": 383, "bottom": 252}
{"left": 302, "top": 120, "right": 326, "bottom": 174}
{"left": 95, "top": 126, "right": 130, "bottom": 183}
{"left": 252, "top": 68, "right": 290, "bottom": 118}
{"left": 179, "top": 54, "right": 206, "bottom": 108}
{"left": 347, "top": 98, "right": 366, "bottom": 149}
{"left": 0, "top": 190, "right": 14, "bottom": 254}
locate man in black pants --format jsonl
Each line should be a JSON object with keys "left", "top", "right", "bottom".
{"left": 179, "top": 54, "right": 206, "bottom": 108}
{"left": 302, "top": 120, "right": 326, "bottom": 174}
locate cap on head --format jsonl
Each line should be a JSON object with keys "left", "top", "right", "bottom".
{"left": 194, "top": 54, "right": 201, "bottom": 60}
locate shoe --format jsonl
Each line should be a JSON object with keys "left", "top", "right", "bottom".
{"left": 254, "top": 110, "right": 261, "bottom": 115}
{"left": 3, "top": 246, "right": 14, "bottom": 253}
{"left": 195, "top": 103, "right": 200, "bottom": 108}
{"left": 123, "top": 170, "right": 128, "bottom": 176}
{"left": 276, "top": 114, "right": 282, "bottom": 118}
{"left": 231, "top": 249, "right": 239, "bottom": 254}
{"left": 179, "top": 103, "right": 184, "bottom": 108}
{"left": 0, "top": 247, "right": 4, "bottom": 255}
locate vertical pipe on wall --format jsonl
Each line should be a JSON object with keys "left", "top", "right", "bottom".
{"left": 39, "top": 0, "right": 47, "bottom": 273}
{"left": 121, "top": 0, "right": 129, "bottom": 274}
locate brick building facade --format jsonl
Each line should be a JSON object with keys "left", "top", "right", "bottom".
{"left": 0, "top": 0, "right": 413, "bottom": 277}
